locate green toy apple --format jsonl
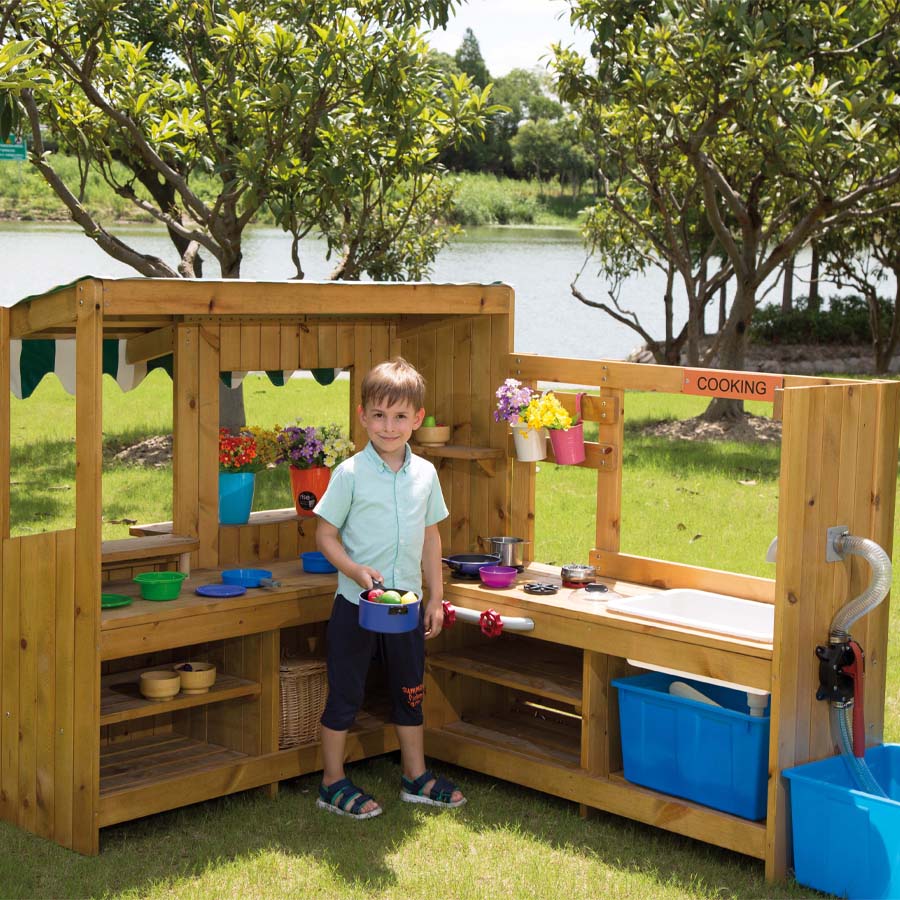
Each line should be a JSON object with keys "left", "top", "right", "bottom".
{"left": 400, "top": 591, "right": 417, "bottom": 604}
{"left": 380, "top": 590, "right": 401, "bottom": 604}
{"left": 422, "top": 415, "right": 437, "bottom": 427}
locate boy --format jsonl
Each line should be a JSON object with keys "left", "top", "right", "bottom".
{"left": 314, "top": 357, "right": 466, "bottom": 818}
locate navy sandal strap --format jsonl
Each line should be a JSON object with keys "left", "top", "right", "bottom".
{"left": 402, "top": 769, "right": 436, "bottom": 795}
{"left": 320, "top": 778, "right": 375, "bottom": 814}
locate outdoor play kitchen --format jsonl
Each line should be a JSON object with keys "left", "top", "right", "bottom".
{"left": 0, "top": 276, "right": 898, "bottom": 895}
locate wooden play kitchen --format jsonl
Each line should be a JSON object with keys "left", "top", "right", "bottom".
{"left": 0, "top": 277, "right": 897, "bottom": 886}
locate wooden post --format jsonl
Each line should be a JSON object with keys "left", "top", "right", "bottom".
{"left": 0, "top": 308, "right": 9, "bottom": 539}
{"left": 766, "top": 381, "right": 900, "bottom": 880}
{"left": 198, "top": 323, "right": 220, "bottom": 568}
{"left": 173, "top": 324, "right": 200, "bottom": 544}
{"left": 72, "top": 279, "right": 103, "bottom": 854}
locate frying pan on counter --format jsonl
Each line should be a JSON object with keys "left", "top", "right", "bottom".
{"left": 441, "top": 553, "right": 501, "bottom": 578}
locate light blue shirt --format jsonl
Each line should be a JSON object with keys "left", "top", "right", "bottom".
{"left": 315, "top": 442, "right": 449, "bottom": 604}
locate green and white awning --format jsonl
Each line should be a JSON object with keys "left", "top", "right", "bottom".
{"left": 10, "top": 338, "right": 340, "bottom": 399}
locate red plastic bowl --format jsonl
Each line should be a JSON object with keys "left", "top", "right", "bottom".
{"left": 479, "top": 565, "right": 518, "bottom": 589}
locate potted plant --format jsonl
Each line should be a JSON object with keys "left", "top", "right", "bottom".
{"left": 218, "top": 429, "right": 264, "bottom": 524}
{"left": 494, "top": 378, "right": 546, "bottom": 462}
{"left": 523, "top": 391, "right": 585, "bottom": 465}
{"left": 276, "top": 423, "right": 354, "bottom": 517}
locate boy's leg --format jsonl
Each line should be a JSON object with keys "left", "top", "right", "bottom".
{"left": 384, "top": 625, "right": 465, "bottom": 805}
{"left": 319, "top": 595, "right": 379, "bottom": 815}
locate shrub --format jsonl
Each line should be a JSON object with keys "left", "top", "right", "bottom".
{"left": 751, "top": 294, "right": 893, "bottom": 345}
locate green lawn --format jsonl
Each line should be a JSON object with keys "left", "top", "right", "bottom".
{"left": 1, "top": 373, "right": 895, "bottom": 898}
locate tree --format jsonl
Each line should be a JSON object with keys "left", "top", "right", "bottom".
{"left": 556, "top": 0, "right": 900, "bottom": 418}
{"left": 453, "top": 27, "right": 490, "bottom": 88}
{"left": 4, "top": 0, "right": 491, "bottom": 282}
{"left": 820, "top": 197, "right": 900, "bottom": 374}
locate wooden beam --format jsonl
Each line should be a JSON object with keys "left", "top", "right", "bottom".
{"left": 99, "top": 279, "right": 514, "bottom": 317}
{"left": 0, "top": 308, "right": 9, "bottom": 538}
{"left": 9, "top": 286, "right": 79, "bottom": 338}
{"left": 73, "top": 280, "right": 103, "bottom": 854}
{"left": 124, "top": 326, "right": 174, "bottom": 365}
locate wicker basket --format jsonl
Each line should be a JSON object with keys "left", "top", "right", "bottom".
{"left": 279, "top": 657, "right": 328, "bottom": 749}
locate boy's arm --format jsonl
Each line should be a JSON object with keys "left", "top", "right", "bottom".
{"left": 422, "top": 523, "right": 444, "bottom": 639}
{"left": 316, "top": 517, "right": 383, "bottom": 591}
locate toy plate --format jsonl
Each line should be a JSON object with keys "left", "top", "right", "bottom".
{"left": 196, "top": 583, "right": 247, "bottom": 598}
{"left": 101, "top": 593, "right": 133, "bottom": 609}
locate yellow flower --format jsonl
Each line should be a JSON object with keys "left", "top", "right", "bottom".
{"left": 523, "top": 392, "right": 572, "bottom": 431}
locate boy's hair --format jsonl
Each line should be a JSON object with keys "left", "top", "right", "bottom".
{"left": 361, "top": 357, "right": 426, "bottom": 411}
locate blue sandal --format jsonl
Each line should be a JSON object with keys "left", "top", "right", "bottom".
{"left": 317, "top": 777, "right": 382, "bottom": 819}
{"left": 400, "top": 770, "right": 466, "bottom": 808}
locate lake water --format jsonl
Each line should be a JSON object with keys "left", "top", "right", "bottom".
{"left": 0, "top": 221, "right": 868, "bottom": 362}
{"left": 0, "top": 222, "right": 676, "bottom": 361}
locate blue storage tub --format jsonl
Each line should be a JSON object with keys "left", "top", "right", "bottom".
{"left": 300, "top": 551, "right": 337, "bottom": 574}
{"left": 784, "top": 744, "right": 900, "bottom": 900}
{"left": 612, "top": 672, "right": 770, "bottom": 820}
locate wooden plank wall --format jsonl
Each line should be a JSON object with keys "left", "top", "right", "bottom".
{"left": 0, "top": 530, "right": 78, "bottom": 848}
{"left": 766, "top": 380, "right": 900, "bottom": 880}
{"left": 399, "top": 311, "right": 514, "bottom": 554}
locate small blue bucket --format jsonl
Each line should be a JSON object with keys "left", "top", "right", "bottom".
{"left": 358, "top": 589, "right": 420, "bottom": 633}
{"left": 218, "top": 471, "right": 255, "bottom": 525}
{"left": 301, "top": 551, "right": 338, "bottom": 574}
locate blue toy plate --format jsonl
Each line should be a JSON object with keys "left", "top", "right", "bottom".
{"left": 196, "top": 583, "right": 247, "bottom": 598}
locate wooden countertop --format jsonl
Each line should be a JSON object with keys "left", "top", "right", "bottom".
{"left": 100, "top": 559, "right": 772, "bottom": 688}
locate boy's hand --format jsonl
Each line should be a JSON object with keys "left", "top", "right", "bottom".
{"left": 355, "top": 565, "right": 384, "bottom": 591}
{"left": 423, "top": 598, "right": 444, "bottom": 639}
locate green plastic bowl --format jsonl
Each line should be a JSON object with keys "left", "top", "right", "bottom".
{"left": 134, "top": 571, "right": 188, "bottom": 601}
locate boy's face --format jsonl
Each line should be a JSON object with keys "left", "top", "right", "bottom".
{"left": 358, "top": 398, "right": 425, "bottom": 460}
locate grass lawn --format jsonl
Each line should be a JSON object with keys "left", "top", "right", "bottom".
{"left": 1, "top": 373, "right": 896, "bottom": 898}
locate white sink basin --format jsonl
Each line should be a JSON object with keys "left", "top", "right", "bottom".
{"left": 606, "top": 589, "right": 774, "bottom": 643}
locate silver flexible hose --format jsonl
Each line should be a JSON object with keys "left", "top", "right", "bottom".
{"left": 827, "top": 533, "right": 892, "bottom": 795}
{"left": 831, "top": 705, "right": 886, "bottom": 797}
{"left": 829, "top": 534, "right": 892, "bottom": 638}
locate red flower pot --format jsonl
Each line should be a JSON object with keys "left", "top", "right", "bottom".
{"left": 289, "top": 466, "right": 330, "bottom": 517}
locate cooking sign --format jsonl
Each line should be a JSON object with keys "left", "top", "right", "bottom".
{"left": 683, "top": 368, "right": 784, "bottom": 402}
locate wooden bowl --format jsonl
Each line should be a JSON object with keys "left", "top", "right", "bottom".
{"left": 415, "top": 425, "right": 451, "bottom": 447}
{"left": 139, "top": 670, "right": 181, "bottom": 701}
{"left": 173, "top": 661, "right": 216, "bottom": 694}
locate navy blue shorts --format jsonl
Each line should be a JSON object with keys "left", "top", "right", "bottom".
{"left": 320, "top": 594, "right": 426, "bottom": 730}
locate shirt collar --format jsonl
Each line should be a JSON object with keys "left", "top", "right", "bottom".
{"left": 363, "top": 440, "right": 411, "bottom": 473}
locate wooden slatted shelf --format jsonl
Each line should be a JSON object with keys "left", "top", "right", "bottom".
{"left": 437, "top": 707, "right": 581, "bottom": 767}
{"left": 101, "top": 534, "right": 199, "bottom": 570}
{"left": 129, "top": 507, "right": 297, "bottom": 537}
{"left": 99, "top": 734, "right": 248, "bottom": 797}
{"left": 427, "top": 640, "right": 582, "bottom": 707}
{"left": 100, "top": 669, "right": 260, "bottom": 726}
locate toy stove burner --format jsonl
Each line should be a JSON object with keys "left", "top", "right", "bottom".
{"left": 523, "top": 582, "right": 559, "bottom": 596}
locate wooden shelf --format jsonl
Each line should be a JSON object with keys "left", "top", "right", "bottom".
{"left": 130, "top": 507, "right": 298, "bottom": 536}
{"left": 102, "top": 534, "right": 199, "bottom": 566}
{"left": 428, "top": 639, "right": 582, "bottom": 707}
{"left": 100, "top": 734, "right": 248, "bottom": 797}
{"left": 100, "top": 668, "right": 260, "bottom": 726}
{"left": 414, "top": 444, "right": 503, "bottom": 475}
{"left": 437, "top": 707, "right": 581, "bottom": 767}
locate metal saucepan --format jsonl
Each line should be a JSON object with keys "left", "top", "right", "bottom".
{"left": 442, "top": 553, "right": 501, "bottom": 578}
{"left": 560, "top": 563, "right": 597, "bottom": 586}
{"left": 486, "top": 536, "right": 531, "bottom": 569}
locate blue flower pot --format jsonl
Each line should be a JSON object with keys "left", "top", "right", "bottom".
{"left": 219, "top": 471, "right": 255, "bottom": 525}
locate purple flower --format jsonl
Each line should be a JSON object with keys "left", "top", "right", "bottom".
{"left": 494, "top": 378, "right": 534, "bottom": 426}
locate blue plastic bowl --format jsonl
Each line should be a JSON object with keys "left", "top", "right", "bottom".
{"left": 357, "top": 588, "right": 420, "bottom": 633}
{"left": 301, "top": 551, "right": 338, "bottom": 574}
{"left": 221, "top": 568, "right": 272, "bottom": 588}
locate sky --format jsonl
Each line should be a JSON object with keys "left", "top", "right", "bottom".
{"left": 424, "top": 0, "right": 593, "bottom": 77}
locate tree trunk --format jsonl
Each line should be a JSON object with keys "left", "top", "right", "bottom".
{"left": 702, "top": 280, "right": 756, "bottom": 421}
{"left": 719, "top": 283, "right": 727, "bottom": 330}
{"left": 782, "top": 255, "right": 794, "bottom": 312}
{"left": 809, "top": 243, "right": 821, "bottom": 312}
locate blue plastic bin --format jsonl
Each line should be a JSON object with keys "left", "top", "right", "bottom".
{"left": 300, "top": 551, "right": 338, "bottom": 574}
{"left": 612, "top": 672, "right": 770, "bottom": 820}
{"left": 784, "top": 744, "right": 900, "bottom": 899}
